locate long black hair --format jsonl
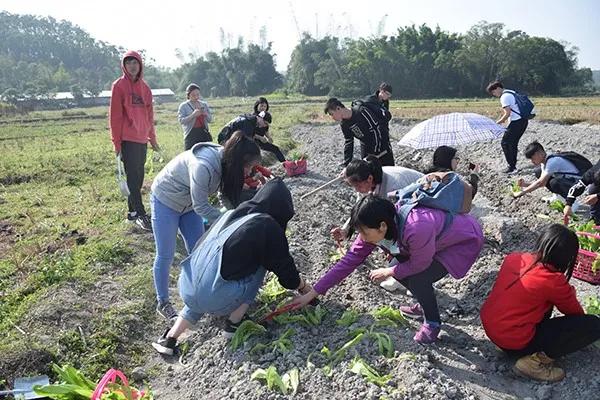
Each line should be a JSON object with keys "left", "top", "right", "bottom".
{"left": 345, "top": 155, "right": 383, "bottom": 185}
{"left": 253, "top": 97, "right": 269, "bottom": 114}
{"left": 347, "top": 195, "right": 397, "bottom": 241}
{"left": 220, "top": 131, "right": 261, "bottom": 207}
{"left": 507, "top": 224, "right": 579, "bottom": 288}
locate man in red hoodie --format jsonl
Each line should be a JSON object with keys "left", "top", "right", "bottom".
{"left": 110, "top": 50, "right": 160, "bottom": 231}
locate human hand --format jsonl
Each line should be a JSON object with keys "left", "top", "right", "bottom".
{"left": 563, "top": 205, "right": 573, "bottom": 217}
{"left": 583, "top": 194, "right": 599, "bottom": 206}
{"left": 338, "top": 168, "right": 346, "bottom": 178}
{"left": 330, "top": 226, "right": 347, "bottom": 242}
{"left": 512, "top": 191, "right": 523, "bottom": 199}
{"left": 289, "top": 289, "right": 318, "bottom": 310}
{"left": 369, "top": 267, "right": 394, "bottom": 283}
{"left": 517, "top": 178, "right": 525, "bottom": 188}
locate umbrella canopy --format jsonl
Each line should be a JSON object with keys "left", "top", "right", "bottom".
{"left": 398, "top": 112, "right": 506, "bottom": 149}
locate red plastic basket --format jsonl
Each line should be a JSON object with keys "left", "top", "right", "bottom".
{"left": 573, "top": 230, "right": 600, "bottom": 285}
{"left": 283, "top": 159, "right": 307, "bottom": 177}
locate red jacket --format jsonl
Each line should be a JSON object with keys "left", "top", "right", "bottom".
{"left": 109, "top": 50, "right": 157, "bottom": 153}
{"left": 480, "top": 252, "right": 584, "bottom": 350}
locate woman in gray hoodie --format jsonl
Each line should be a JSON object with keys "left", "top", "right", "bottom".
{"left": 178, "top": 83, "right": 213, "bottom": 150}
{"left": 150, "top": 132, "right": 261, "bottom": 321}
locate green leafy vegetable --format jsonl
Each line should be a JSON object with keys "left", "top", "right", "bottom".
{"left": 251, "top": 366, "right": 300, "bottom": 395}
{"left": 230, "top": 320, "right": 267, "bottom": 351}
{"left": 257, "top": 274, "right": 288, "bottom": 305}
{"left": 369, "top": 331, "right": 394, "bottom": 358}
{"left": 371, "top": 306, "right": 409, "bottom": 327}
{"left": 511, "top": 181, "right": 521, "bottom": 194}
{"left": 251, "top": 328, "right": 295, "bottom": 354}
{"left": 548, "top": 199, "right": 566, "bottom": 213}
{"left": 348, "top": 357, "right": 393, "bottom": 387}
{"left": 584, "top": 296, "right": 600, "bottom": 315}
{"left": 336, "top": 308, "right": 360, "bottom": 326}
{"left": 273, "top": 304, "right": 327, "bottom": 327}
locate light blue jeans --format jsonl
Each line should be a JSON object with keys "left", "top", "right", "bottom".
{"left": 151, "top": 194, "right": 205, "bottom": 304}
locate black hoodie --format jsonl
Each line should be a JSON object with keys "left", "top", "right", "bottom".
{"left": 220, "top": 178, "right": 300, "bottom": 289}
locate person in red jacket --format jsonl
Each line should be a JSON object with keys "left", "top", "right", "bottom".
{"left": 481, "top": 224, "right": 600, "bottom": 382}
{"left": 109, "top": 50, "right": 160, "bottom": 231}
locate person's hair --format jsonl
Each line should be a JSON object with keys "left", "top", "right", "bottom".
{"left": 486, "top": 80, "right": 504, "bottom": 93}
{"left": 324, "top": 97, "right": 345, "bottom": 114}
{"left": 378, "top": 82, "right": 393, "bottom": 93}
{"left": 186, "top": 83, "right": 201, "bottom": 98}
{"left": 123, "top": 56, "right": 137, "bottom": 64}
{"left": 253, "top": 97, "right": 270, "bottom": 114}
{"left": 431, "top": 145, "right": 457, "bottom": 171}
{"left": 347, "top": 195, "right": 397, "bottom": 241}
{"left": 345, "top": 155, "right": 383, "bottom": 185}
{"left": 221, "top": 131, "right": 261, "bottom": 206}
{"left": 524, "top": 141, "right": 545, "bottom": 159}
{"left": 534, "top": 224, "right": 579, "bottom": 279}
{"left": 593, "top": 169, "right": 600, "bottom": 186}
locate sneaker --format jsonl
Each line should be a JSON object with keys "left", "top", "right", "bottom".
{"left": 135, "top": 214, "right": 152, "bottom": 231}
{"left": 152, "top": 328, "right": 177, "bottom": 356}
{"left": 399, "top": 303, "right": 424, "bottom": 321}
{"left": 513, "top": 352, "right": 565, "bottom": 382}
{"left": 541, "top": 193, "right": 565, "bottom": 204}
{"left": 380, "top": 276, "right": 402, "bottom": 292}
{"left": 157, "top": 301, "right": 178, "bottom": 321}
{"left": 503, "top": 166, "right": 517, "bottom": 175}
{"left": 126, "top": 212, "right": 137, "bottom": 223}
{"left": 223, "top": 315, "right": 250, "bottom": 339}
{"left": 413, "top": 322, "right": 441, "bottom": 344}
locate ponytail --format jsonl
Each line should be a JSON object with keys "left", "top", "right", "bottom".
{"left": 221, "top": 131, "right": 261, "bottom": 206}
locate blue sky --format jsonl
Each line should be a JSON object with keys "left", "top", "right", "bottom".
{"left": 3, "top": 0, "right": 599, "bottom": 71}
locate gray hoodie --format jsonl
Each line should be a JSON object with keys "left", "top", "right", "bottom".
{"left": 177, "top": 100, "right": 213, "bottom": 137}
{"left": 151, "top": 142, "right": 223, "bottom": 223}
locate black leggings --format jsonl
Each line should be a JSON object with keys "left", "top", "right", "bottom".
{"left": 120, "top": 141, "right": 147, "bottom": 216}
{"left": 502, "top": 314, "right": 600, "bottom": 359}
{"left": 501, "top": 118, "right": 528, "bottom": 169}
{"left": 185, "top": 127, "right": 212, "bottom": 150}
{"left": 398, "top": 260, "right": 448, "bottom": 323}
{"left": 257, "top": 140, "right": 286, "bottom": 162}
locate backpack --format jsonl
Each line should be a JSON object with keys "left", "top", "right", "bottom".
{"left": 503, "top": 90, "right": 535, "bottom": 119}
{"left": 390, "top": 172, "right": 473, "bottom": 240}
{"left": 351, "top": 98, "right": 389, "bottom": 124}
{"left": 546, "top": 152, "right": 593, "bottom": 176}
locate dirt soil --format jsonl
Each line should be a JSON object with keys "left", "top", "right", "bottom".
{"left": 148, "top": 120, "right": 600, "bottom": 400}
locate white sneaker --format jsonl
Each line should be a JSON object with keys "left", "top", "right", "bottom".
{"left": 541, "top": 194, "right": 564, "bottom": 203}
{"left": 380, "top": 277, "right": 402, "bottom": 292}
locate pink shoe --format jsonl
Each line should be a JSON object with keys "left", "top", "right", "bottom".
{"left": 414, "top": 323, "right": 441, "bottom": 344}
{"left": 399, "top": 303, "right": 424, "bottom": 320}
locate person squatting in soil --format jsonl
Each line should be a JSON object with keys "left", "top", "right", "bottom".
{"left": 563, "top": 159, "right": 600, "bottom": 224}
{"left": 331, "top": 155, "right": 423, "bottom": 292}
{"left": 487, "top": 81, "right": 529, "bottom": 175}
{"left": 513, "top": 141, "right": 592, "bottom": 201}
{"left": 427, "top": 145, "right": 480, "bottom": 198}
{"left": 109, "top": 50, "right": 160, "bottom": 231}
{"left": 252, "top": 97, "right": 286, "bottom": 162}
{"left": 177, "top": 83, "right": 213, "bottom": 150}
{"left": 293, "top": 194, "right": 484, "bottom": 344}
{"left": 480, "top": 224, "right": 600, "bottom": 382}
{"left": 152, "top": 179, "right": 313, "bottom": 356}
{"left": 324, "top": 97, "right": 395, "bottom": 168}
{"left": 150, "top": 132, "right": 261, "bottom": 321}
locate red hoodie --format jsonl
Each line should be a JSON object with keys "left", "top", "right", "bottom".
{"left": 109, "top": 50, "right": 157, "bottom": 153}
{"left": 480, "top": 252, "right": 584, "bottom": 350}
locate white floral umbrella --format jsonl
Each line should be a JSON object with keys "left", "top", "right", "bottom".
{"left": 398, "top": 112, "right": 505, "bottom": 149}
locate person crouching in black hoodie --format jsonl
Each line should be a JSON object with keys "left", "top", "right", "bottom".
{"left": 152, "top": 178, "right": 311, "bottom": 355}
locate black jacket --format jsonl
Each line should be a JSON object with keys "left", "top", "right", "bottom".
{"left": 220, "top": 178, "right": 301, "bottom": 289}
{"left": 566, "top": 159, "right": 600, "bottom": 206}
{"left": 218, "top": 114, "right": 258, "bottom": 144}
{"left": 340, "top": 107, "right": 392, "bottom": 166}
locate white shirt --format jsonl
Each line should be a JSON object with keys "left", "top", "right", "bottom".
{"left": 500, "top": 90, "right": 521, "bottom": 121}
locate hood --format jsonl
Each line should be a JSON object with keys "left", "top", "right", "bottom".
{"left": 191, "top": 142, "right": 223, "bottom": 173}
{"left": 228, "top": 178, "right": 294, "bottom": 230}
{"left": 121, "top": 50, "right": 144, "bottom": 81}
{"left": 432, "top": 146, "right": 457, "bottom": 170}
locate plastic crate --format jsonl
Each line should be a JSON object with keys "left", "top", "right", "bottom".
{"left": 573, "top": 231, "right": 600, "bottom": 285}
{"left": 283, "top": 159, "right": 307, "bottom": 177}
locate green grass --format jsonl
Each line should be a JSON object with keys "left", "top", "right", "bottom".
{"left": 0, "top": 94, "right": 598, "bottom": 381}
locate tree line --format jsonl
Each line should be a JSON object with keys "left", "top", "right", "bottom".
{"left": 0, "top": 11, "right": 595, "bottom": 106}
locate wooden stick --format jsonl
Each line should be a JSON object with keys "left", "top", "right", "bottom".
{"left": 300, "top": 150, "right": 388, "bottom": 200}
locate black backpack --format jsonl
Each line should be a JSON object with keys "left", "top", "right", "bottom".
{"left": 547, "top": 152, "right": 593, "bottom": 176}
{"left": 351, "top": 98, "right": 389, "bottom": 124}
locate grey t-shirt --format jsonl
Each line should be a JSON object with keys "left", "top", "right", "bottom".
{"left": 543, "top": 157, "right": 580, "bottom": 178}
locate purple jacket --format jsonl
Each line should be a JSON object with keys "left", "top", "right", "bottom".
{"left": 313, "top": 206, "right": 484, "bottom": 295}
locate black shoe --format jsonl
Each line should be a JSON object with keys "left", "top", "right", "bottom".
{"left": 135, "top": 214, "right": 152, "bottom": 231}
{"left": 503, "top": 166, "right": 517, "bottom": 175}
{"left": 126, "top": 212, "right": 137, "bottom": 223}
{"left": 157, "top": 301, "right": 178, "bottom": 321}
{"left": 152, "top": 329, "right": 177, "bottom": 356}
{"left": 223, "top": 315, "right": 250, "bottom": 338}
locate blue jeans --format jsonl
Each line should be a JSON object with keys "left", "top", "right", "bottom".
{"left": 151, "top": 194, "right": 205, "bottom": 304}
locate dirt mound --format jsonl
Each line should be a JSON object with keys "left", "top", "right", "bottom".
{"left": 148, "top": 121, "right": 599, "bottom": 400}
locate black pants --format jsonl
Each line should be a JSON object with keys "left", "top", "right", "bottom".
{"left": 121, "top": 141, "right": 147, "bottom": 216}
{"left": 546, "top": 176, "right": 579, "bottom": 198}
{"left": 502, "top": 314, "right": 600, "bottom": 359}
{"left": 184, "top": 127, "right": 212, "bottom": 150}
{"left": 589, "top": 183, "right": 600, "bottom": 224}
{"left": 257, "top": 140, "right": 286, "bottom": 162}
{"left": 359, "top": 144, "right": 395, "bottom": 166}
{"left": 398, "top": 260, "right": 448, "bottom": 323}
{"left": 501, "top": 118, "right": 528, "bottom": 169}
